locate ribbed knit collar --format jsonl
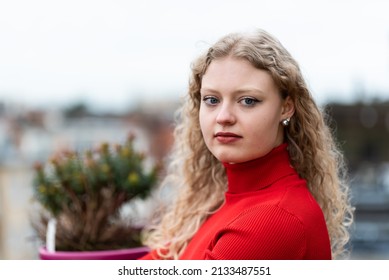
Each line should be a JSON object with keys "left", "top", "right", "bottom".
{"left": 223, "top": 143, "right": 296, "bottom": 194}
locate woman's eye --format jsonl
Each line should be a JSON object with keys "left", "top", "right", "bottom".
{"left": 203, "top": 96, "right": 219, "bottom": 105}
{"left": 239, "top": 97, "right": 259, "bottom": 106}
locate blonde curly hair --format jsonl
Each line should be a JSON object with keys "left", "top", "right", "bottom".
{"left": 142, "top": 29, "right": 354, "bottom": 259}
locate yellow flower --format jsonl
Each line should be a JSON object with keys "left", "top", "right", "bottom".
{"left": 121, "top": 147, "right": 130, "bottom": 157}
{"left": 101, "top": 164, "right": 110, "bottom": 173}
{"left": 128, "top": 172, "right": 139, "bottom": 184}
{"left": 38, "top": 185, "right": 46, "bottom": 194}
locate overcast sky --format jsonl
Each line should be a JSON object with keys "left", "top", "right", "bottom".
{"left": 1, "top": 0, "right": 388, "bottom": 112}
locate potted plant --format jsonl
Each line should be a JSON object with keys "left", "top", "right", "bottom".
{"left": 30, "top": 134, "right": 160, "bottom": 260}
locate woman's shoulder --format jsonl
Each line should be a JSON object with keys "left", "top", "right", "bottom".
{"left": 229, "top": 180, "right": 326, "bottom": 231}
{"left": 278, "top": 178, "right": 326, "bottom": 223}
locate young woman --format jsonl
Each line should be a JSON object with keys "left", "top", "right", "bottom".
{"left": 140, "top": 29, "right": 354, "bottom": 260}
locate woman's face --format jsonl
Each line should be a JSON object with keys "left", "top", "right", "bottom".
{"left": 199, "top": 57, "right": 294, "bottom": 163}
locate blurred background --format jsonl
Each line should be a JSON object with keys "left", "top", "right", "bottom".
{"left": 0, "top": 0, "right": 388, "bottom": 259}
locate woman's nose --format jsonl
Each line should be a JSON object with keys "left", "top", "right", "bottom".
{"left": 216, "top": 103, "right": 236, "bottom": 126}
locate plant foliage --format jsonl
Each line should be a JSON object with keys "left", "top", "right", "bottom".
{"left": 31, "top": 135, "right": 160, "bottom": 251}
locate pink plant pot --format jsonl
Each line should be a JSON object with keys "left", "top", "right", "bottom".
{"left": 39, "top": 246, "right": 150, "bottom": 260}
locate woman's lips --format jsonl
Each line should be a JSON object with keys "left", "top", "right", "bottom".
{"left": 214, "top": 132, "right": 242, "bottom": 144}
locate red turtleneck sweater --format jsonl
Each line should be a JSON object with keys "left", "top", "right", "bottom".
{"left": 140, "top": 144, "right": 331, "bottom": 260}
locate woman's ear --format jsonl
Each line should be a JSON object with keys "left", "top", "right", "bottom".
{"left": 281, "top": 96, "right": 295, "bottom": 120}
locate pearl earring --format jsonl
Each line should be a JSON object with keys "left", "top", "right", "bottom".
{"left": 281, "top": 118, "right": 290, "bottom": 127}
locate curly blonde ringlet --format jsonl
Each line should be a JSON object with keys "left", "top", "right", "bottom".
{"left": 142, "top": 29, "right": 354, "bottom": 259}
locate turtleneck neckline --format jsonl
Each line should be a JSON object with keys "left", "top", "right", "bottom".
{"left": 223, "top": 143, "right": 296, "bottom": 194}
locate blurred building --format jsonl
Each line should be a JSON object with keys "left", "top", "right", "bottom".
{"left": 326, "top": 100, "right": 389, "bottom": 259}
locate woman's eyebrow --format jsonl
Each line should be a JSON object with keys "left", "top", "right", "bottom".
{"left": 201, "top": 87, "right": 265, "bottom": 95}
